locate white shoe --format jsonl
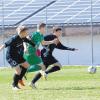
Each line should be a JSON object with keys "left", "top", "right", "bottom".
{"left": 12, "top": 86, "right": 20, "bottom": 91}
{"left": 29, "top": 82, "right": 37, "bottom": 89}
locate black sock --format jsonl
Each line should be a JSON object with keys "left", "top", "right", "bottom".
{"left": 12, "top": 74, "right": 20, "bottom": 87}
{"left": 19, "top": 65, "right": 27, "bottom": 80}
{"left": 32, "top": 72, "right": 42, "bottom": 84}
{"left": 45, "top": 66, "right": 61, "bottom": 74}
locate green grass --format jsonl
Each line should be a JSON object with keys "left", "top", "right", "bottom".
{"left": 0, "top": 66, "right": 100, "bottom": 100}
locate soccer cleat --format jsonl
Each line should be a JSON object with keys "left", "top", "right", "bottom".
{"left": 18, "top": 80, "right": 25, "bottom": 86}
{"left": 12, "top": 86, "right": 21, "bottom": 90}
{"left": 29, "top": 82, "right": 37, "bottom": 89}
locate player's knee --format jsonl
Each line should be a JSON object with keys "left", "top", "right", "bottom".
{"left": 15, "top": 66, "right": 21, "bottom": 75}
{"left": 21, "top": 62, "right": 30, "bottom": 68}
{"left": 38, "top": 63, "right": 46, "bottom": 71}
{"left": 15, "top": 69, "right": 21, "bottom": 75}
{"left": 54, "top": 63, "right": 62, "bottom": 69}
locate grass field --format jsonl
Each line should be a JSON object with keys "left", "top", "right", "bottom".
{"left": 0, "top": 66, "right": 100, "bottom": 100}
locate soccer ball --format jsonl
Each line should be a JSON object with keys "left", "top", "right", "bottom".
{"left": 88, "top": 66, "right": 97, "bottom": 74}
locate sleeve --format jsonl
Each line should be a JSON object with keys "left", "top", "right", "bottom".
{"left": 44, "top": 35, "right": 57, "bottom": 41}
{"left": 23, "top": 38, "right": 35, "bottom": 47}
{"left": 56, "top": 42, "right": 75, "bottom": 51}
{"left": 5, "top": 37, "right": 15, "bottom": 47}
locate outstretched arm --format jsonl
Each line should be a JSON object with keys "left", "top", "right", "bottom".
{"left": 41, "top": 39, "right": 58, "bottom": 45}
{"left": 56, "top": 40, "right": 77, "bottom": 51}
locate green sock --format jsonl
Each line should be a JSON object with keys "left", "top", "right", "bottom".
{"left": 27, "top": 65, "right": 41, "bottom": 72}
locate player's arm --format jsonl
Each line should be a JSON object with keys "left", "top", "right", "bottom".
{"left": 56, "top": 39, "right": 77, "bottom": 51}
{"left": 0, "top": 38, "right": 14, "bottom": 51}
{"left": 41, "top": 40, "right": 53, "bottom": 45}
{"left": 41, "top": 39, "right": 58, "bottom": 45}
{"left": 5, "top": 36, "right": 18, "bottom": 48}
{"left": 23, "top": 37, "right": 35, "bottom": 47}
{"left": 0, "top": 37, "right": 15, "bottom": 51}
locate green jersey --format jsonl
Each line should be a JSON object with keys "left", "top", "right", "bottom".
{"left": 24, "top": 31, "right": 44, "bottom": 65}
{"left": 28, "top": 31, "right": 44, "bottom": 54}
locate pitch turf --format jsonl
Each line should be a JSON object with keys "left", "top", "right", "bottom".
{"left": 0, "top": 66, "right": 100, "bottom": 100}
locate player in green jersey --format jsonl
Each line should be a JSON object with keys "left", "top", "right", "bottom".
{"left": 23, "top": 23, "right": 58, "bottom": 88}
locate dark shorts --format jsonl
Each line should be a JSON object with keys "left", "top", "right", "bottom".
{"left": 6, "top": 54, "right": 26, "bottom": 67}
{"left": 41, "top": 54, "right": 58, "bottom": 69}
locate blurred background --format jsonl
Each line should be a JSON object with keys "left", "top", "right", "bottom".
{"left": 0, "top": 0, "right": 100, "bottom": 67}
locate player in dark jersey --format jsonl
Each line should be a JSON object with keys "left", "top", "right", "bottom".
{"left": 0, "top": 26, "right": 35, "bottom": 90}
{"left": 31, "top": 27, "right": 78, "bottom": 88}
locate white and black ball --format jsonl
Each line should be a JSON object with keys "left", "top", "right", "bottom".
{"left": 88, "top": 66, "right": 97, "bottom": 74}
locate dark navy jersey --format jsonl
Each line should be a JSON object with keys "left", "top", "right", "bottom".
{"left": 41, "top": 34, "right": 75, "bottom": 57}
{"left": 41, "top": 35, "right": 57, "bottom": 56}
{"left": 5, "top": 35, "right": 35, "bottom": 57}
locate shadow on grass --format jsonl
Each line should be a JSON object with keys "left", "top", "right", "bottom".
{"left": 41, "top": 87, "right": 100, "bottom": 91}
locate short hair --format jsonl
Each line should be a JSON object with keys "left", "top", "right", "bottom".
{"left": 53, "top": 27, "right": 62, "bottom": 33}
{"left": 38, "top": 23, "right": 46, "bottom": 29}
{"left": 16, "top": 26, "right": 28, "bottom": 34}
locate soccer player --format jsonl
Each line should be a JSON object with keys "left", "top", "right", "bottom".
{"left": 0, "top": 26, "right": 35, "bottom": 90}
{"left": 30, "top": 27, "right": 78, "bottom": 88}
{"left": 23, "top": 23, "right": 58, "bottom": 88}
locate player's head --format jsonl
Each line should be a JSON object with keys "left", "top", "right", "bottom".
{"left": 38, "top": 23, "right": 46, "bottom": 34}
{"left": 53, "top": 27, "right": 62, "bottom": 37}
{"left": 17, "top": 26, "right": 28, "bottom": 38}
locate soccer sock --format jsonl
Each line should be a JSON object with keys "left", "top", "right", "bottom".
{"left": 19, "top": 65, "right": 27, "bottom": 80}
{"left": 45, "top": 66, "right": 61, "bottom": 74}
{"left": 12, "top": 74, "right": 20, "bottom": 87}
{"left": 32, "top": 72, "right": 42, "bottom": 84}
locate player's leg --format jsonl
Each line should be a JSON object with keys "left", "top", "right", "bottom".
{"left": 30, "top": 62, "right": 61, "bottom": 88}
{"left": 19, "top": 64, "right": 41, "bottom": 86}
{"left": 38, "top": 63, "right": 47, "bottom": 79}
{"left": 19, "top": 62, "right": 30, "bottom": 79}
{"left": 18, "top": 62, "right": 30, "bottom": 86}
{"left": 24, "top": 52, "right": 46, "bottom": 73}
{"left": 29, "top": 55, "right": 47, "bottom": 78}
{"left": 6, "top": 57, "right": 21, "bottom": 90}
{"left": 45, "top": 62, "right": 62, "bottom": 74}
{"left": 18, "top": 65, "right": 27, "bottom": 86}
{"left": 27, "top": 64, "right": 41, "bottom": 72}
{"left": 30, "top": 64, "right": 48, "bottom": 88}
{"left": 18, "top": 62, "right": 45, "bottom": 86}
{"left": 43, "top": 55, "right": 62, "bottom": 74}
{"left": 30, "top": 62, "right": 62, "bottom": 88}
{"left": 31, "top": 55, "right": 60, "bottom": 85}
{"left": 12, "top": 66, "right": 21, "bottom": 90}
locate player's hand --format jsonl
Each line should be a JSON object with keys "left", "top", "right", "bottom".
{"left": 0, "top": 44, "right": 5, "bottom": 51}
{"left": 72, "top": 48, "right": 78, "bottom": 51}
{"left": 74, "top": 49, "right": 78, "bottom": 51}
{"left": 53, "top": 38, "right": 59, "bottom": 45}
